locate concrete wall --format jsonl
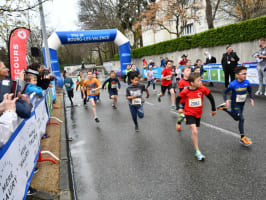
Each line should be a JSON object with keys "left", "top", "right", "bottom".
{"left": 131, "top": 40, "right": 259, "bottom": 72}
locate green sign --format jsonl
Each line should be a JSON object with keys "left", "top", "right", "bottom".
{"left": 210, "top": 69, "right": 219, "bottom": 81}
{"left": 45, "top": 88, "right": 53, "bottom": 117}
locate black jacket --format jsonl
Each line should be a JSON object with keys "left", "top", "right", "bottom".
{"left": 205, "top": 56, "right": 216, "bottom": 64}
{"left": 221, "top": 52, "right": 239, "bottom": 71}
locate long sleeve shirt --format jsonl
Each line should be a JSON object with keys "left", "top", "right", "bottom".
{"left": 0, "top": 111, "right": 18, "bottom": 147}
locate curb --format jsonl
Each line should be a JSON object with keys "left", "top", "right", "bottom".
{"left": 59, "top": 90, "right": 76, "bottom": 200}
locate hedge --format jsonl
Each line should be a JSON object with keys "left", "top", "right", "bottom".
{"left": 113, "top": 16, "right": 266, "bottom": 60}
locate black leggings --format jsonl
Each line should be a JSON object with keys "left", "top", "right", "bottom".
{"left": 224, "top": 104, "right": 244, "bottom": 134}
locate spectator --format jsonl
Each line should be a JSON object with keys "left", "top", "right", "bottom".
{"left": 221, "top": 46, "right": 239, "bottom": 88}
{"left": 204, "top": 51, "right": 216, "bottom": 87}
{"left": 204, "top": 51, "right": 216, "bottom": 64}
{"left": 194, "top": 59, "right": 206, "bottom": 77}
{"left": 179, "top": 54, "right": 188, "bottom": 66}
{"left": 160, "top": 57, "right": 165, "bottom": 68}
{"left": 23, "top": 73, "right": 43, "bottom": 97}
{"left": 27, "top": 62, "right": 52, "bottom": 90}
{"left": 64, "top": 72, "right": 74, "bottom": 106}
{"left": 254, "top": 38, "right": 266, "bottom": 96}
{"left": 0, "top": 93, "right": 18, "bottom": 147}
{"left": 0, "top": 61, "right": 32, "bottom": 118}
{"left": 148, "top": 60, "right": 155, "bottom": 68}
{"left": 142, "top": 59, "right": 147, "bottom": 69}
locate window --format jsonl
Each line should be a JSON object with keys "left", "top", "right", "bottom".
{"left": 182, "top": 23, "right": 194, "bottom": 35}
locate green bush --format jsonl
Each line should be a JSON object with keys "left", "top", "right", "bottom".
{"left": 113, "top": 16, "right": 266, "bottom": 59}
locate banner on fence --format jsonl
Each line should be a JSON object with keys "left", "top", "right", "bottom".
{"left": 0, "top": 90, "right": 51, "bottom": 200}
{"left": 142, "top": 67, "right": 164, "bottom": 79}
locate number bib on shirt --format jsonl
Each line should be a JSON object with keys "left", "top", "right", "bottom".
{"left": 236, "top": 94, "right": 247, "bottom": 102}
{"left": 111, "top": 83, "right": 117, "bottom": 89}
{"left": 90, "top": 89, "right": 97, "bottom": 94}
{"left": 65, "top": 83, "right": 70, "bottom": 87}
{"left": 188, "top": 98, "right": 202, "bottom": 107}
{"left": 132, "top": 98, "right": 141, "bottom": 105}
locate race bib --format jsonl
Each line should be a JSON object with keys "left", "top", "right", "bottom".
{"left": 188, "top": 98, "right": 202, "bottom": 107}
{"left": 111, "top": 84, "right": 117, "bottom": 89}
{"left": 236, "top": 94, "right": 247, "bottom": 102}
{"left": 132, "top": 98, "right": 141, "bottom": 105}
{"left": 65, "top": 83, "right": 70, "bottom": 87}
{"left": 90, "top": 89, "right": 97, "bottom": 94}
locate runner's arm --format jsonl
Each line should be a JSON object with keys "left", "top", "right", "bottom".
{"left": 117, "top": 78, "right": 121, "bottom": 89}
{"left": 223, "top": 87, "right": 232, "bottom": 101}
{"left": 247, "top": 85, "right": 254, "bottom": 99}
{"left": 102, "top": 78, "right": 109, "bottom": 89}
{"left": 206, "top": 93, "right": 216, "bottom": 111}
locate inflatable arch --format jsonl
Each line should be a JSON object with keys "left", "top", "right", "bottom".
{"left": 43, "top": 29, "right": 131, "bottom": 87}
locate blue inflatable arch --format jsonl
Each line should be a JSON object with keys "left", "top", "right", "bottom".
{"left": 43, "top": 29, "right": 131, "bottom": 87}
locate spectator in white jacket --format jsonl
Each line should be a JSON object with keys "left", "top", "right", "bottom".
{"left": 0, "top": 93, "right": 18, "bottom": 147}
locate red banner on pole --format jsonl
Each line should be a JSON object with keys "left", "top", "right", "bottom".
{"left": 9, "top": 28, "right": 30, "bottom": 80}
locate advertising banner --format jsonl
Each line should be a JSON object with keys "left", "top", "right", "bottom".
{"left": 142, "top": 67, "right": 164, "bottom": 79}
{"left": 9, "top": 28, "right": 30, "bottom": 80}
{"left": 0, "top": 90, "right": 50, "bottom": 200}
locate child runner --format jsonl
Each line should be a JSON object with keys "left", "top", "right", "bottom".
{"left": 102, "top": 70, "right": 121, "bottom": 109}
{"left": 176, "top": 72, "right": 216, "bottom": 161}
{"left": 125, "top": 64, "right": 139, "bottom": 85}
{"left": 126, "top": 75, "right": 149, "bottom": 132}
{"left": 64, "top": 72, "right": 74, "bottom": 106}
{"left": 76, "top": 74, "right": 87, "bottom": 106}
{"left": 82, "top": 71, "right": 101, "bottom": 123}
{"left": 217, "top": 66, "right": 254, "bottom": 147}
{"left": 157, "top": 60, "right": 176, "bottom": 110}
{"left": 146, "top": 65, "right": 156, "bottom": 91}
{"left": 176, "top": 66, "right": 191, "bottom": 131}
{"left": 24, "top": 74, "right": 43, "bottom": 97}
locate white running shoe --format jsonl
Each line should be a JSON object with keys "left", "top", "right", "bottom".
{"left": 255, "top": 90, "right": 262, "bottom": 96}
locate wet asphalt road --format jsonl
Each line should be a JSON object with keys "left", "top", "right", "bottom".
{"left": 65, "top": 79, "right": 266, "bottom": 200}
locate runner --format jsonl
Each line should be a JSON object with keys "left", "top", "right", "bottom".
{"left": 102, "top": 70, "right": 121, "bottom": 109}
{"left": 76, "top": 71, "right": 83, "bottom": 98}
{"left": 124, "top": 64, "right": 131, "bottom": 84}
{"left": 176, "top": 66, "right": 191, "bottom": 131}
{"left": 125, "top": 64, "right": 139, "bottom": 85}
{"left": 64, "top": 72, "right": 74, "bottom": 106}
{"left": 82, "top": 71, "right": 101, "bottom": 123}
{"left": 217, "top": 66, "right": 254, "bottom": 147}
{"left": 126, "top": 74, "right": 149, "bottom": 132}
{"left": 157, "top": 60, "right": 176, "bottom": 110}
{"left": 146, "top": 65, "right": 156, "bottom": 91}
{"left": 176, "top": 72, "right": 216, "bottom": 161}
{"left": 76, "top": 74, "right": 87, "bottom": 105}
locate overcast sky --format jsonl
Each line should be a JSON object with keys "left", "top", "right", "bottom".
{"left": 43, "top": 0, "right": 80, "bottom": 31}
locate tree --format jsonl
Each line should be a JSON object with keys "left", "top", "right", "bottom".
{"left": 205, "top": 0, "right": 221, "bottom": 29}
{"left": 220, "top": 0, "right": 266, "bottom": 21}
{"left": 138, "top": 0, "right": 202, "bottom": 37}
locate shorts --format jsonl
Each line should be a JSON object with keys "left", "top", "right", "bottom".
{"left": 108, "top": 89, "right": 118, "bottom": 97}
{"left": 87, "top": 94, "right": 100, "bottom": 101}
{"left": 185, "top": 115, "right": 201, "bottom": 127}
{"left": 161, "top": 84, "right": 172, "bottom": 95}
{"left": 67, "top": 90, "right": 73, "bottom": 98}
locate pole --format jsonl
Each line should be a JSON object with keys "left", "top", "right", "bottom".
{"left": 38, "top": 0, "right": 51, "bottom": 69}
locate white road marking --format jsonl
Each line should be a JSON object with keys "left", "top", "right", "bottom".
{"left": 145, "top": 101, "right": 154, "bottom": 106}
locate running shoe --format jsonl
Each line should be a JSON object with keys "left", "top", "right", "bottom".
{"left": 264, "top": 91, "right": 266, "bottom": 96}
{"left": 240, "top": 136, "right": 252, "bottom": 147}
{"left": 34, "top": 167, "right": 39, "bottom": 174}
{"left": 217, "top": 103, "right": 227, "bottom": 110}
{"left": 27, "top": 187, "right": 37, "bottom": 196}
{"left": 135, "top": 125, "right": 140, "bottom": 132}
{"left": 195, "top": 150, "right": 205, "bottom": 161}
{"left": 112, "top": 104, "right": 117, "bottom": 109}
{"left": 176, "top": 124, "right": 181, "bottom": 131}
{"left": 171, "top": 105, "right": 176, "bottom": 111}
{"left": 157, "top": 94, "right": 161, "bottom": 102}
{"left": 255, "top": 90, "right": 262, "bottom": 96}
{"left": 94, "top": 117, "right": 100, "bottom": 123}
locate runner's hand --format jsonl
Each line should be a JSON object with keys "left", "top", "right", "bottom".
{"left": 132, "top": 94, "right": 137, "bottom": 99}
{"left": 250, "top": 98, "right": 254, "bottom": 106}
{"left": 210, "top": 111, "right": 216, "bottom": 116}
{"left": 225, "top": 100, "right": 230, "bottom": 108}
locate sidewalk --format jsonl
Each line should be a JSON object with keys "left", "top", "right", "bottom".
{"left": 27, "top": 89, "right": 72, "bottom": 200}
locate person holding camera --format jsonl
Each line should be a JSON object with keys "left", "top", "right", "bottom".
{"left": 221, "top": 46, "right": 239, "bottom": 88}
{"left": 0, "top": 61, "right": 32, "bottom": 118}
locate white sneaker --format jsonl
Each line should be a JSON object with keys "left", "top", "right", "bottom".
{"left": 264, "top": 91, "right": 266, "bottom": 96}
{"left": 255, "top": 90, "right": 262, "bottom": 95}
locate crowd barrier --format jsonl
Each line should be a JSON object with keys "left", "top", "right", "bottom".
{"left": 0, "top": 88, "right": 53, "bottom": 200}
{"left": 142, "top": 62, "right": 264, "bottom": 85}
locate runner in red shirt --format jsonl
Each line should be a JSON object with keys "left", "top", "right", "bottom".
{"left": 176, "top": 72, "right": 216, "bottom": 161}
{"left": 176, "top": 66, "right": 191, "bottom": 131}
{"left": 157, "top": 60, "right": 176, "bottom": 110}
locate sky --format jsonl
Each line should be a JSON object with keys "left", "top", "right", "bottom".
{"left": 43, "top": 0, "right": 80, "bottom": 31}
